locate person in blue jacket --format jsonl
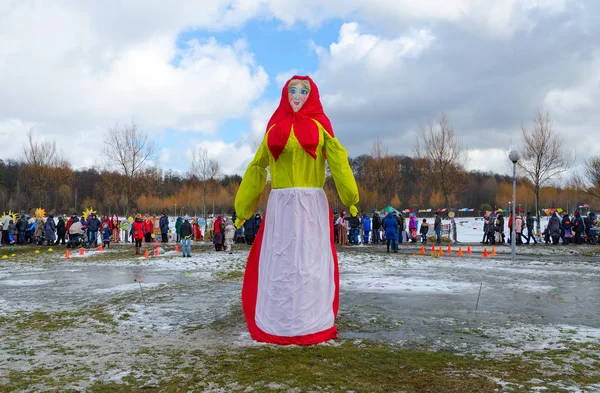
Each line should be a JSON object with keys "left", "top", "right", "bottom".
{"left": 86, "top": 214, "right": 101, "bottom": 247}
{"left": 361, "top": 213, "right": 371, "bottom": 244}
{"left": 383, "top": 213, "right": 399, "bottom": 253}
{"left": 244, "top": 215, "right": 257, "bottom": 246}
{"left": 159, "top": 212, "right": 169, "bottom": 243}
{"left": 26, "top": 219, "right": 37, "bottom": 244}
{"left": 101, "top": 222, "right": 112, "bottom": 248}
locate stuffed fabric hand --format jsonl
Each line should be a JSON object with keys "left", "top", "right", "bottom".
{"left": 235, "top": 218, "right": 246, "bottom": 229}
{"left": 349, "top": 205, "right": 358, "bottom": 216}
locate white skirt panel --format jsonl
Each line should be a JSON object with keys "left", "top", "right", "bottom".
{"left": 255, "top": 188, "right": 335, "bottom": 337}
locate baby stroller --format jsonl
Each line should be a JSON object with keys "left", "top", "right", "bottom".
{"left": 67, "top": 229, "right": 88, "bottom": 249}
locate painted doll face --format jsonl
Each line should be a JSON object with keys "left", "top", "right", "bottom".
{"left": 288, "top": 80, "right": 310, "bottom": 112}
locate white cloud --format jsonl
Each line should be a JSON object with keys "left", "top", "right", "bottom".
{"left": 466, "top": 148, "right": 513, "bottom": 174}
{"left": 185, "top": 140, "right": 256, "bottom": 176}
{"left": 0, "top": 1, "right": 269, "bottom": 168}
{"left": 262, "top": 0, "right": 567, "bottom": 37}
{"left": 0, "top": 0, "right": 593, "bottom": 182}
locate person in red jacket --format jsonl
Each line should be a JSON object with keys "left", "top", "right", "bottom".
{"left": 192, "top": 217, "right": 202, "bottom": 241}
{"left": 130, "top": 215, "right": 145, "bottom": 254}
{"left": 213, "top": 216, "right": 225, "bottom": 251}
{"left": 65, "top": 214, "right": 75, "bottom": 240}
{"left": 101, "top": 214, "right": 110, "bottom": 230}
{"left": 143, "top": 215, "right": 154, "bottom": 243}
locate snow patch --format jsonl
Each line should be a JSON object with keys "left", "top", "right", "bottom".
{"left": 0, "top": 279, "right": 54, "bottom": 286}
{"left": 93, "top": 283, "right": 165, "bottom": 294}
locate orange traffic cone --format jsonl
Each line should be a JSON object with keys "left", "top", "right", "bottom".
{"left": 155, "top": 247, "right": 160, "bottom": 256}
{"left": 467, "top": 245, "right": 472, "bottom": 255}
{"left": 144, "top": 249, "right": 149, "bottom": 259}
{"left": 431, "top": 244, "right": 435, "bottom": 252}
{"left": 98, "top": 244, "right": 103, "bottom": 252}
{"left": 79, "top": 248, "right": 85, "bottom": 256}
{"left": 175, "top": 244, "right": 179, "bottom": 252}
{"left": 64, "top": 250, "right": 70, "bottom": 259}
{"left": 483, "top": 248, "right": 488, "bottom": 258}
{"left": 457, "top": 247, "right": 463, "bottom": 257}
{"left": 447, "top": 244, "right": 452, "bottom": 254}
{"left": 420, "top": 245, "right": 426, "bottom": 255}
{"left": 491, "top": 247, "right": 496, "bottom": 256}
{"left": 438, "top": 246, "right": 443, "bottom": 255}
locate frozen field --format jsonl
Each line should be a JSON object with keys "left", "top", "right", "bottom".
{"left": 0, "top": 242, "right": 599, "bottom": 392}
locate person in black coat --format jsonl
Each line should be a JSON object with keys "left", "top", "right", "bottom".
{"left": 16, "top": 215, "right": 28, "bottom": 245}
{"left": 55, "top": 216, "right": 67, "bottom": 245}
{"left": 419, "top": 219, "right": 429, "bottom": 243}
{"left": 179, "top": 216, "right": 193, "bottom": 257}
{"left": 372, "top": 212, "right": 381, "bottom": 243}
{"left": 393, "top": 212, "right": 404, "bottom": 244}
{"left": 561, "top": 213, "right": 571, "bottom": 245}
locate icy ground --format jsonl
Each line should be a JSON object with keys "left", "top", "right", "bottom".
{"left": 0, "top": 242, "right": 599, "bottom": 391}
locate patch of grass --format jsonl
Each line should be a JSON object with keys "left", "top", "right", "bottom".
{"left": 206, "top": 342, "right": 495, "bottom": 392}
{"left": 214, "top": 269, "right": 244, "bottom": 280}
{"left": 2, "top": 340, "right": 600, "bottom": 392}
{"left": 0, "top": 306, "right": 116, "bottom": 332}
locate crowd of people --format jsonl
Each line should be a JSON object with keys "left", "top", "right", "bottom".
{"left": 0, "top": 212, "right": 124, "bottom": 249}
{"left": 333, "top": 210, "right": 451, "bottom": 253}
{"left": 3, "top": 207, "right": 597, "bottom": 255}
{"left": 542, "top": 210, "right": 597, "bottom": 245}
{"left": 0, "top": 210, "right": 265, "bottom": 258}
{"left": 481, "top": 209, "right": 598, "bottom": 246}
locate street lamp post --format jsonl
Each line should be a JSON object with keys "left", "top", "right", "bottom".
{"left": 509, "top": 150, "right": 521, "bottom": 263}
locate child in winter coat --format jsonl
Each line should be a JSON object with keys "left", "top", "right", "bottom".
{"left": 542, "top": 225, "right": 550, "bottom": 244}
{"left": 224, "top": 219, "right": 235, "bottom": 252}
{"left": 101, "top": 222, "right": 112, "bottom": 248}
{"left": 419, "top": 219, "right": 429, "bottom": 243}
{"left": 8, "top": 220, "right": 17, "bottom": 245}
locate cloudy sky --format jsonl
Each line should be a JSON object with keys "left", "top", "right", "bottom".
{"left": 1, "top": 0, "right": 598, "bottom": 177}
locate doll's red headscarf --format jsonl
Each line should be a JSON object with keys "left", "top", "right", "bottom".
{"left": 266, "top": 76, "right": 334, "bottom": 161}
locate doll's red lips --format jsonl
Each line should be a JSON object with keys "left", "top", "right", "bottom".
{"left": 293, "top": 101, "right": 300, "bottom": 105}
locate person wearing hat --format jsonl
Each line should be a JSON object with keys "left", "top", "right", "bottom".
{"left": 159, "top": 212, "right": 169, "bottom": 243}
{"left": 336, "top": 210, "right": 347, "bottom": 246}
{"left": 130, "top": 214, "right": 145, "bottom": 255}
{"left": 16, "top": 214, "right": 29, "bottom": 245}
{"left": 101, "top": 222, "right": 112, "bottom": 249}
{"left": 86, "top": 213, "right": 101, "bottom": 247}
{"left": 180, "top": 216, "right": 193, "bottom": 257}
{"left": 143, "top": 214, "right": 153, "bottom": 243}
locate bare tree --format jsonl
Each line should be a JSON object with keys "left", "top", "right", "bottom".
{"left": 363, "top": 139, "right": 401, "bottom": 208}
{"left": 572, "top": 156, "right": 600, "bottom": 202}
{"left": 518, "top": 108, "right": 574, "bottom": 233}
{"left": 101, "top": 121, "right": 155, "bottom": 215}
{"left": 22, "top": 130, "right": 72, "bottom": 207}
{"left": 414, "top": 113, "right": 468, "bottom": 209}
{"left": 190, "top": 146, "right": 220, "bottom": 221}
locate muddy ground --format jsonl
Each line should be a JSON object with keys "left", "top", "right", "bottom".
{"left": 0, "top": 242, "right": 599, "bottom": 392}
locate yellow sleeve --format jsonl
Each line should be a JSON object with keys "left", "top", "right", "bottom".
{"left": 234, "top": 136, "right": 270, "bottom": 227}
{"left": 324, "top": 131, "right": 359, "bottom": 207}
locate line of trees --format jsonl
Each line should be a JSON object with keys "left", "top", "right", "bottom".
{"left": 1, "top": 110, "right": 596, "bottom": 218}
